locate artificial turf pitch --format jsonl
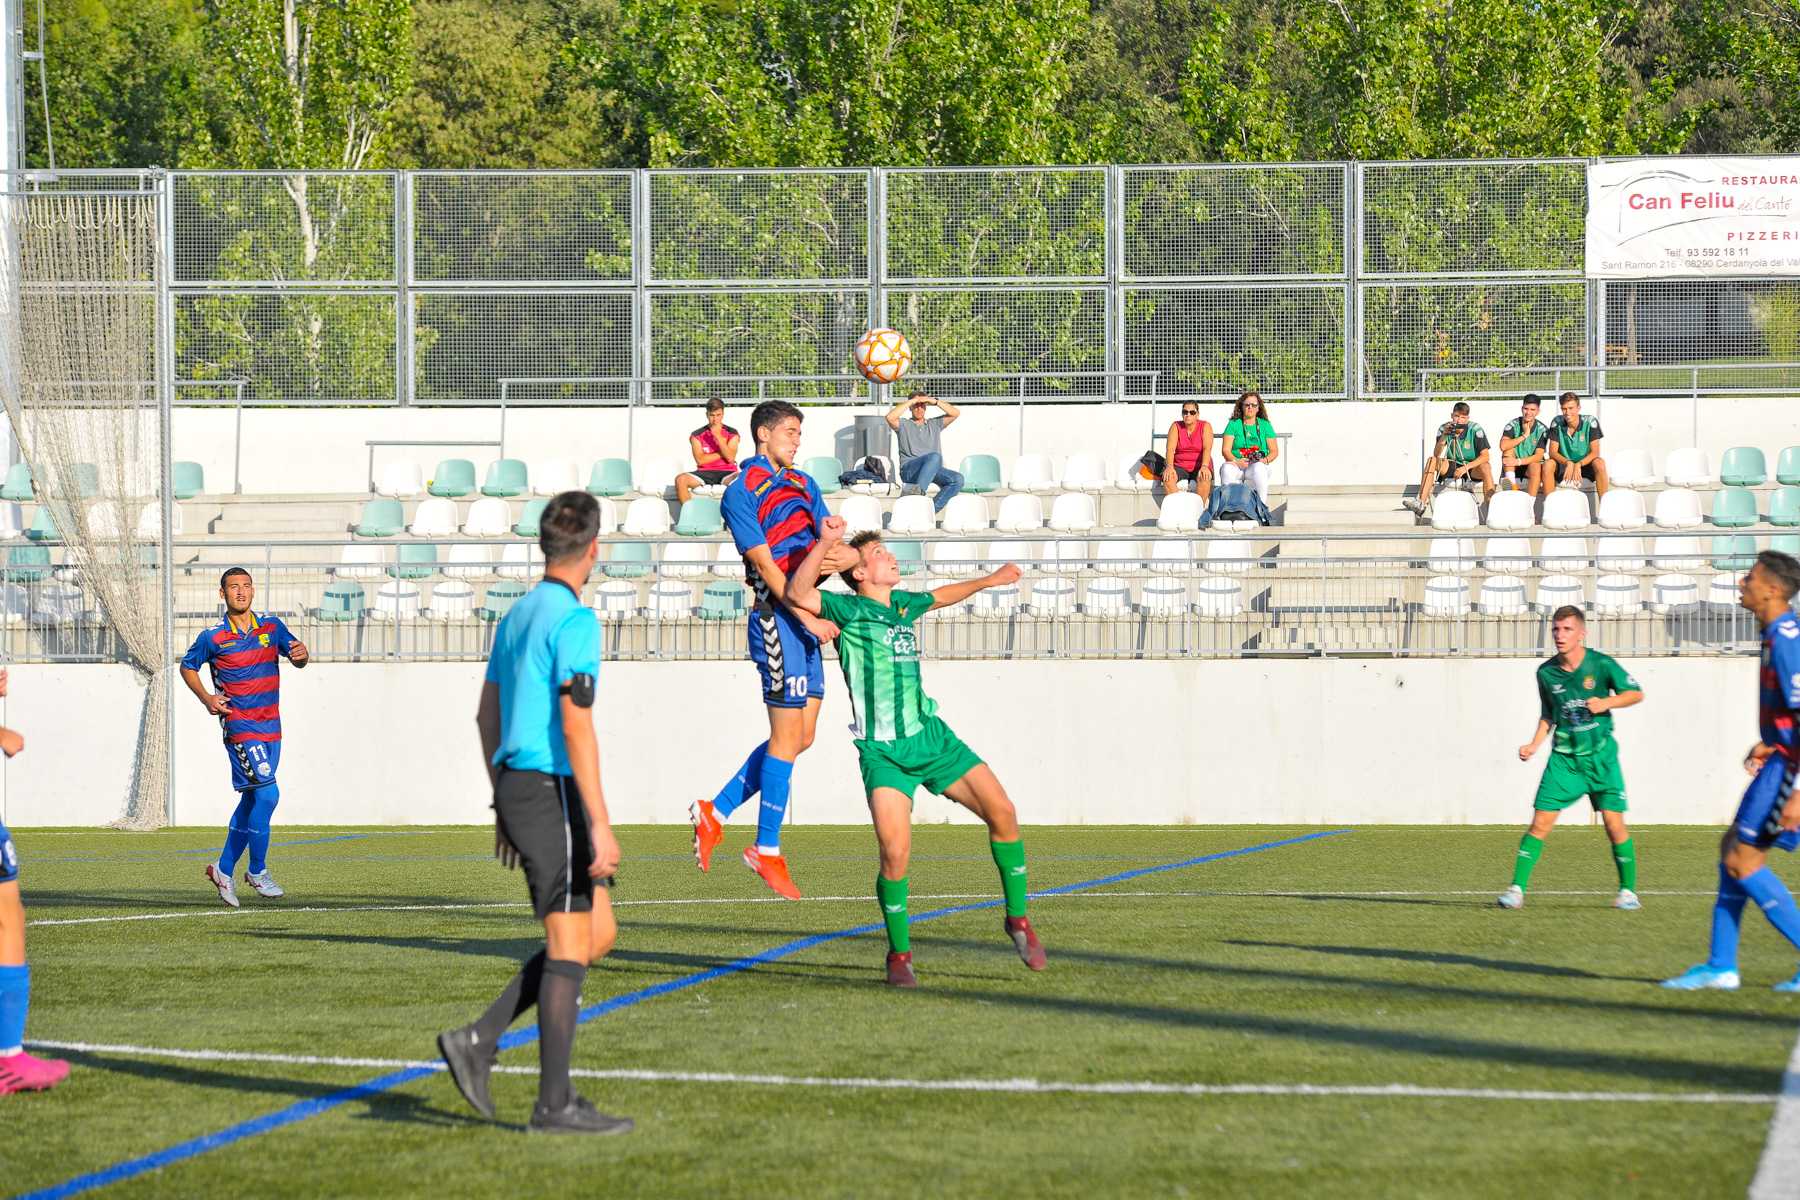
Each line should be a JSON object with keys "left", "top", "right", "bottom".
{"left": 3, "top": 823, "right": 1797, "bottom": 1198}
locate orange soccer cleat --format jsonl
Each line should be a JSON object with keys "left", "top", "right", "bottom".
{"left": 742, "top": 845, "right": 802, "bottom": 900}
{"left": 1005, "top": 916, "right": 1047, "bottom": 970}
{"left": 690, "top": 800, "right": 723, "bottom": 873}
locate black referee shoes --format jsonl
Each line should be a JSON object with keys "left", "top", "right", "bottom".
{"left": 529, "top": 1092, "right": 636, "bottom": 1136}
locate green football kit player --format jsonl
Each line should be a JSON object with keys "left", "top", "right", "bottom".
{"left": 785, "top": 518, "right": 1046, "bottom": 987}
{"left": 1498, "top": 605, "right": 1645, "bottom": 911}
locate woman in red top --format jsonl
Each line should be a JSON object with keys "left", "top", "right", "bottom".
{"left": 1160, "top": 403, "right": 1213, "bottom": 500}
{"left": 676, "top": 397, "right": 741, "bottom": 504}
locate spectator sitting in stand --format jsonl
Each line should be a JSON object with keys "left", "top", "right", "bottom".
{"left": 1219, "top": 390, "right": 1278, "bottom": 504}
{"left": 886, "top": 391, "right": 964, "bottom": 512}
{"left": 1547, "top": 391, "right": 1609, "bottom": 497}
{"left": 675, "top": 397, "right": 740, "bottom": 504}
{"left": 1500, "top": 393, "right": 1550, "bottom": 498}
{"left": 1404, "top": 401, "right": 1495, "bottom": 514}
{"left": 1161, "top": 403, "right": 1214, "bottom": 500}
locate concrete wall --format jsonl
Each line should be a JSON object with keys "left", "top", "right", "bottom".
{"left": 0, "top": 655, "right": 1758, "bottom": 828}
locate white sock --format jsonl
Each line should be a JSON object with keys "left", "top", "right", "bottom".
{"left": 0, "top": 1045, "right": 21, "bottom": 1057}
{"left": 756, "top": 844, "right": 780, "bottom": 857}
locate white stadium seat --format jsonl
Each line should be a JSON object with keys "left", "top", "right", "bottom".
{"left": 1139, "top": 577, "right": 1188, "bottom": 614}
{"left": 34, "top": 581, "right": 86, "bottom": 625}
{"left": 932, "top": 540, "right": 984, "bottom": 577}
{"left": 1430, "top": 490, "right": 1479, "bottom": 531}
{"left": 996, "top": 493, "right": 1045, "bottom": 534}
{"left": 1535, "top": 574, "right": 1585, "bottom": 611}
{"left": 1665, "top": 448, "right": 1713, "bottom": 487}
{"left": 1539, "top": 536, "right": 1589, "bottom": 568}
{"left": 1596, "top": 489, "right": 1647, "bottom": 530}
{"left": 1540, "top": 490, "right": 1591, "bottom": 530}
{"left": 660, "top": 541, "right": 712, "bottom": 579}
{"left": 1116, "top": 451, "right": 1154, "bottom": 492}
{"left": 1651, "top": 573, "right": 1700, "bottom": 614}
{"left": 1029, "top": 578, "right": 1077, "bottom": 615}
{"left": 0, "top": 583, "right": 27, "bottom": 623}
{"left": 1651, "top": 535, "right": 1705, "bottom": 570}
{"left": 497, "top": 541, "right": 544, "bottom": 580}
{"left": 1594, "top": 574, "right": 1643, "bottom": 614}
{"left": 1205, "top": 538, "right": 1255, "bottom": 574}
{"left": 462, "top": 498, "right": 512, "bottom": 537}
{"left": 973, "top": 582, "right": 1021, "bottom": 618}
{"left": 373, "top": 581, "right": 421, "bottom": 621}
{"left": 713, "top": 541, "right": 745, "bottom": 579}
{"left": 1610, "top": 449, "right": 1656, "bottom": 489}
{"left": 1482, "top": 537, "right": 1532, "bottom": 571}
{"left": 86, "top": 502, "right": 121, "bottom": 540}
{"left": 622, "top": 497, "right": 672, "bottom": 536}
{"left": 443, "top": 543, "right": 492, "bottom": 580}
{"left": 887, "top": 496, "right": 937, "bottom": 535}
{"left": 376, "top": 458, "right": 425, "bottom": 498}
{"left": 1150, "top": 539, "right": 1195, "bottom": 574}
{"left": 1428, "top": 537, "right": 1476, "bottom": 574}
{"left": 838, "top": 495, "right": 885, "bottom": 535}
{"left": 1707, "top": 574, "right": 1741, "bottom": 611}
{"left": 1477, "top": 575, "right": 1528, "bottom": 616}
{"left": 1596, "top": 536, "right": 1646, "bottom": 571}
{"left": 1036, "top": 539, "right": 1089, "bottom": 574}
{"left": 940, "top": 494, "right": 990, "bottom": 535}
{"left": 409, "top": 498, "right": 459, "bottom": 538}
{"left": 1653, "top": 488, "right": 1705, "bottom": 529}
{"left": 424, "top": 581, "right": 475, "bottom": 621}
{"left": 1157, "top": 491, "right": 1205, "bottom": 532}
{"left": 0, "top": 503, "right": 21, "bottom": 538}
{"left": 1061, "top": 453, "right": 1110, "bottom": 494}
{"left": 597, "top": 497, "right": 618, "bottom": 536}
{"left": 1048, "top": 492, "right": 1098, "bottom": 533}
{"left": 591, "top": 580, "right": 638, "bottom": 621}
{"left": 535, "top": 459, "right": 582, "bottom": 497}
{"left": 337, "top": 543, "right": 386, "bottom": 579}
{"left": 637, "top": 458, "right": 682, "bottom": 498}
{"left": 1423, "top": 576, "right": 1471, "bottom": 615}
{"left": 1008, "top": 454, "right": 1056, "bottom": 494}
{"left": 920, "top": 576, "right": 968, "bottom": 618}
{"left": 136, "top": 502, "right": 183, "bottom": 538}
{"left": 644, "top": 579, "right": 693, "bottom": 619}
{"left": 1083, "top": 576, "right": 1132, "bottom": 614}
{"left": 1096, "top": 540, "right": 1145, "bottom": 571}
{"left": 1194, "top": 574, "right": 1244, "bottom": 615}
{"left": 1484, "top": 490, "right": 1536, "bottom": 531}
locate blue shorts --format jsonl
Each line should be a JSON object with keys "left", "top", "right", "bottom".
{"left": 746, "top": 603, "right": 824, "bottom": 708}
{"left": 0, "top": 821, "right": 15, "bottom": 884}
{"left": 1734, "top": 753, "right": 1800, "bottom": 851}
{"left": 226, "top": 738, "right": 281, "bottom": 793}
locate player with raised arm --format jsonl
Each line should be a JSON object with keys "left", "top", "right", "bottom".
{"left": 786, "top": 519, "right": 1046, "bottom": 986}
{"left": 0, "top": 668, "right": 69, "bottom": 1094}
{"left": 1663, "top": 551, "right": 1800, "bottom": 992}
{"left": 181, "top": 568, "right": 308, "bottom": 906}
{"left": 690, "top": 400, "right": 854, "bottom": 900}
{"left": 1497, "top": 605, "right": 1644, "bottom": 911}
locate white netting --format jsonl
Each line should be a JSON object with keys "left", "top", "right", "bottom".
{"left": 0, "top": 190, "right": 170, "bottom": 828}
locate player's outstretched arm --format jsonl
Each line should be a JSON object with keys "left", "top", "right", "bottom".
{"left": 930, "top": 562, "right": 1023, "bottom": 611}
{"left": 561, "top": 694, "right": 620, "bottom": 880}
{"left": 784, "top": 516, "right": 846, "bottom": 617}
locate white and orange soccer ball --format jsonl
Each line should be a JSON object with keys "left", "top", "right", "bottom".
{"left": 853, "top": 327, "right": 912, "bottom": 384}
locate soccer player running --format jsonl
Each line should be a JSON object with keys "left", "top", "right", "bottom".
{"left": 0, "top": 668, "right": 70, "bottom": 1094}
{"left": 785, "top": 519, "right": 1047, "bottom": 986}
{"left": 1664, "top": 551, "right": 1800, "bottom": 992}
{"left": 437, "top": 492, "right": 631, "bottom": 1134}
{"left": 691, "top": 400, "right": 854, "bottom": 900}
{"left": 1497, "top": 605, "right": 1644, "bottom": 911}
{"left": 181, "top": 567, "right": 308, "bottom": 906}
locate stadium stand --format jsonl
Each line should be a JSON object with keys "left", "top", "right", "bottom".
{"left": 1096, "top": 540, "right": 1145, "bottom": 572}
{"left": 1596, "top": 489, "right": 1647, "bottom": 529}
{"left": 712, "top": 542, "right": 741, "bottom": 577}
{"left": 1423, "top": 576, "right": 1470, "bottom": 615}
{"left": 891, "top": 541, "right": 925, "bottom": 575}
{"left": 1150, "top": 539, "right": 1194, "bottom": 573}
{"left": 1, "top": 462, "right": 33, "bottom": 501}
{"left": 1651, "top": 535, "right": 1705, "bottom": 570}
{"left": 1540, "top": 536, "right": 1589, "bottom": 568}
{"left": 1156, "top": 492, "right": 1203, "bottom": 531}
{"left": 1029, "top": 578, "right": 1077, "bottom": 615}
{"left": 1540, "top": 490, "right": 1591, "bottom": 530}
{"left": 373, "top": 581, "right": 421, "bottom": 621}
{"left": 674, "top": 497, "right": 723, "bottom": 536}
{"left": 848, "top": 456, "right": 898, "bottom": 497}
{"left": 394, "top": 544, "right": 438, "bottom": 579}
{"left": 1595, "top": 574, "right": 1642, "bottom": 613}
{"left": 1536, "top": 574, "right": 1584, "bottom": 610}
{"left": 1478, "top": 575, "right": 1527, "bottom": 615}
{"left": 661, "top": 541, "right": 712, "bottom": 578}
{"left": 0, "top": 503, "right": 20, "bottom": 539}
{"left": 1048, "top": 492, "right": 1098, "bottom": 533}
{"left": 587, "top": 459, "right": 633, "bottom": 497}
{"left": 700, "top": 581, "right": 749, "bottom": 620}
{"left": 647, "top": 579, "right": 695, "bottom": 619}
{"left": 425, "top": 581, "right": 476, "bottom": 620}
{"left": 1608, "top": 449, "right": 1655, "bottom": 489}
{"left": 354, "top": 499, "right": 403, "bottom": 537}
{"left": 443, "top": 543, "right": 491, "bottom": 578}
{"left": 1651, "top": 573, "right": 1700, "bottom": 613}
{"left": 511, "top": 497, "right": 549, "bottom": 538}
{"left": 1664, "top": 448, "right": 1712, "bottom": 487}
{"left": 376, "top": 459, "right": 425, "bottom": 498}
{"left": 63, "top": 462, "right": 99, "bottom": 499}
{"left": 1720, "top": 446, "right": 1768, "bottom": 487}
{"left": 995, "top": 493, "right": 1045, "bottom": 533}
{"left": 931, "top": 541, "right": 982, "bottom": 576}
{"left": 1428, "top": 537, "right": 1476, "bottom": 573}
{"left": 1710, "top": 487, "right": 1758, "bottom": 528}
{"left": 462, "top": 498, "right": 512, "bottom": 538}
{"left": 637, "top": 458, "right": 681, "bottom": 499}
{"left": 1083, "top": 576, "right": 1131, "bottom": 614}
{"left": 622, "top": 497, "right": 672, "bottom": 537}
{"left": 958, "top": 455, "right": 1003, "bottom": 493}
{"left": 603, "top": 543, "right": 652, "bottom": 579}
{"left": 1482, "top": 537, "right": 1532, "bottom": 571}
{"left": 1713, "top": 535, "right": 1758, "bottom": 570}
{"left": 429, "top": 459, "right": 477, "bottom": 498}
{"left": 498, "top": 542, "right": 545, "bottom": 579}
{"left": 1195, "top": 574, "right": 1243, "bottom": 615}
{"left": 1060, "top": 453, "right": 1110, "bottom": 493}
{"left": 838, "top": 495, "right": 884, "bottom": 536}
{"left": 1429, "top": 490, "right": 1479, "bottom": 531}
{"left": 804, "top": 457, "right": 844, "bottom": 494}
{"left": 940, "top": 494, "right": 990, "bottom": 535}
{"left": 1597, "top": 536, "right": 1647, "bottom": 571}
{"left": 1483, "top": 490, "right": 1535, "bottom": 531}
{"left": 482, "top": 459, "right": 529, "bottom": 497}
{"left": 1007, "top": 454, "right": 1056, "bottom": 494}
{"left": 1139, "top": 576, "right": 1187, "bottom": 613}
{"left": 1771, "top": 487, "right": 1800, "bottom": 527}
{"left": 532, "top": 459, "right": 580, "bottom": 496}
{"left": 480, "top": 580, "right": 528, "bottom": 622}
{"left": 1205, "top": 539, "right": 1254, "bottom": 574}
{"left": 1653, "top": 489, "right": 1704, "bottom": 529}
{"left": 887, "top": 496, "right": 936, "bottom": 535}
{"left": 1780, "top": 446, "right": 1800, "bottom": 487}
{"left": 409, "top": 499, "right": 459, "bottom": 537}
{"left": 1115, "top": 452, "right": 1154, "bottom": 492}
{"left": 172, "top": 461, "right": 205, "bottom": 499}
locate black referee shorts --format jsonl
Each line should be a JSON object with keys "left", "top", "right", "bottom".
{"left": 494, "top": 769, "right": 594, "bottom": 920}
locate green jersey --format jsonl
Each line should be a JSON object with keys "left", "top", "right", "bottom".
{"left": 1550, "top": 414, "right": 1602, "bottom": 461}
{"left": 1224, "top": 417, "right": 1274, "bottom": 457}
{"left": 1503, "top": 416, "right": 1547, "bottom": 458}
{"left": 1537, "top": 648, "right": 1640, "bottom": 756}
{"left": 1436, "top": 420, "right": 1489, "bottom": 465}
{"left": 817, "top": 589, "right": 938, "bottom": 742}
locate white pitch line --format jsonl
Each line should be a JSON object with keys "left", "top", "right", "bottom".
{"left": 23, "top": 1039, "right": 1773, "bottom": 1105}
{"left": 1749, "top": 1023, "right": 1800, "bottom": 1197}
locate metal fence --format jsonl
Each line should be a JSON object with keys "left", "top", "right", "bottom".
{"left": 16, "top": 160, "right": 1800, "bottom": 408}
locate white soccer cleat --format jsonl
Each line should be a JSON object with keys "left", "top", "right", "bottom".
{"left": 1496, "top": 884, "right": 1524, "bottom": 909}
{"left": 1660, "top": 964, "right": 1739, "bottom": 990}
{"left": 244, "top": 870, "right": 284, "bottom": 899}
{"left": 204, "top": 863, "right": 239, "bottom": 907}
{"left": 1614, "top": 888, "right": 1641, "bottom": 911}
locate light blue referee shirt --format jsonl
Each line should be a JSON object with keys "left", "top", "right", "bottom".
{"left": 484, "top": 578, "right": 600, "bottom": 776}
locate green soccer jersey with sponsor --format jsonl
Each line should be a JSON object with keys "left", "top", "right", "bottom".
{"left": 1503, "top": 417, "right": 1547, "bottom": 458}
{"left": 817, "top": 589, "right": 938, "bottom": 742}
{"left": 1536, "top": 648, "right": 1639, "bottom": 756}
{"left": 1437, "top": 421, "right": 1490, "bottom": 465}
{"left": 1550, "top": 414, "right": 1602, "bottom": 461}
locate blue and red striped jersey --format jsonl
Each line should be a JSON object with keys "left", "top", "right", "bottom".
{"left": 181, "top": 613, "right": 298, "bottom": 743}
{"left": 1761, "top": 609, "right": 1800, "bottom": 759}
{"left": 720, "top": 454, "right": 829, "bottom": 575}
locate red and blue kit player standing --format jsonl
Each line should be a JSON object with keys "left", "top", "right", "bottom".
{"left": 692, "top": 400, "right": 856, "bottom": 899}
{"left": 1664, "top": 551, "right": 1800, "bottom": 991}
{"left": 181, "top": 567, "right": 308, "bottom": 907}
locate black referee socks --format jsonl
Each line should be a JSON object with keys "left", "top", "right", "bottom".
{"left": 472, "top": 950, "right": 547, "bottom": 1049}
{"left": 536, "top": 958, "right": 587, "bottom": 1111}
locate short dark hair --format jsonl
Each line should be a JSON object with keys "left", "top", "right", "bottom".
{"left": 704, "top": 396, "right": 724, "bottom": 414}
{"left": 1451, "top": 401, "right": 1470, "bottom": 416}
{"left": 749, "top": 400, "right": 802, "bottom": 446}
{"left": 220, "top": 567, "right": 251, "bottom": 590}
{"left": 908, "top": 390, "right": 929, "bottom": 403}
{"left": 1551, "top": 604, "right": 1585, "bottom": 625}
{"left": 1757, "top": 550, "right": 1800, "bottom": 600}
{"left": 840, "top": 530, "right": 883, "bottom": 590}
{"left": 1522, "top": 393, "right": 1541, "bottom": 408}
{"left": 1559, "top": 391, "right": 1581, "bottom": 407}
{"left": 539, "top": 491, "right": 600, "bottom": 564}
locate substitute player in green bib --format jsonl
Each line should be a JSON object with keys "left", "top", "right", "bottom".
{"left": 1497, "top": 605, "right": 1644, "bottom": 911}
{"left": 785, "top": 518, "right": 1046, "bottom": 987}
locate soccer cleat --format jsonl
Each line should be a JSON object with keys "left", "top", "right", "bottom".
{"left": 244, "top": 870, "right": 284, "bottom": 899}
{"left": 1614, "top": 888, "right": 1641, "bottom": 911}
{"left": 1496, "top": 884, "right": 1524, "bottom": 909}
{"left": 886, "top": 951, "right": 918, "bottom": 987}
{"left": 527, "top": 1092, "right": 634, "bottom": 1136}
{"left": 1776, "top": 971, "right": 1800, "bottom": 994}
{"left": 743, "top": 845, "right": 801, "bottom": 900}
{"left": 204, "top": 863, "right": 239, "bottom": 908}
{"left": 436, "top": 1024, "right": 497, "bottom": 1120}
{"left": 690, "top": 800, "right": 723, "bottom": 873}
{"left": 0, "top": 1051, "right": 70, "bottom": 1094}
{"left": 1005, "top": 916, "right": 1048, "bottom": 970}
{"left": 1660, "top": 964, "right": 1740, "bottom": 991}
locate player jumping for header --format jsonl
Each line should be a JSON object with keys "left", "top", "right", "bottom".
{"left": 691, "top": 401, "right": 854, "bottom": 900}
{"left": 1497, "top": 605, "right": 1644, "bottom": 911}
{"left": 181, "top": 567, "right": 308, "bottom": 906}
{"left": 1664, "top": 551, "right": 1800, "bottom": 992}
{"left": 786, "top": 520, "right": 1046, "bottom": 986}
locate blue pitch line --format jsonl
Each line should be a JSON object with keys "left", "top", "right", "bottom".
{"left": 15, "top": 829, "right": 1348, "bottom": 1200}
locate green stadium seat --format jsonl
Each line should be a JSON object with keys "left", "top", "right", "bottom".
{"left": 479, "top": 580, "right": 528, "bottom": 622}
{"left": 5, "top": 544, "right": 50, "bottom": 582}
{"left": 1779, "top": 447, "right": 1800, "bottom": 487}
{"left": 699, "top": 581, "right": 749, "bottom": 620}
{"left": 482, "top": 459, "right": 529, "bottom": 498}
{"left": 603, "top": 542, "right": 653, "bottom": 579}
{"left": 392, "top": 543, "right": 438, "bottom": 580}
{"left": 318, "top": 581, "right": 365, "bottom": 621}
{"left": 1720, "top": 446, "right": 1768, "bottom": 487}
{"left": 1710, "top": 487, "right": 1759, "bottom": 529}
{"left": 514, "top": 497, "right": 550, "bottom": 537}
{"left": 428, "top": 459, "right": 477, "bottom": 498}
{"left": 65, "top": 462, "right": 99, "bottom": 499}
{"left": 25, "top": 505, "right": 63, "bottom": 541}
{"left": 587, "top": 459, "right": 633, "bottom": 497}
{"left": 891, "top": 540, "right": 924, "bottom": 576}
{"left": 1773, "top": 534, "right": 1800, "bottom": 557}
{"left": 1712, "top": 535, "right": 1758, "bottom": 571}
{"left": 172, "top": 461, "right": 205, "bottom": 499}
{"left": 675, "top": 497, "right": 723, "bottom": 536}
{"left": 805, "top": 457, "right": 845, "bottom": 495}
{"left": 354, "top": 498, "right": 404, "bottom": 537}
{"left": 1, "top": 463, "right": 35, "bottom": 502}
{"left": 959, "top": 455, "right": 1003, "bottom": 493}
{"left": 1770, "top": 487, "right": 1800, "bottom": 528}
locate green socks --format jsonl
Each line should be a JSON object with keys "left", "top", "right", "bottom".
{"left": 1512, "top": 834, "right": 1544, "bottom": 890}
{"left": 1612, "top": 837, "right": 1636, "bottom": 891}
{"left": 876, "top": 874, "right": 909, "bottom": 954}
{"left": 991, "top": 839, "right": 1029, "bottom": 917}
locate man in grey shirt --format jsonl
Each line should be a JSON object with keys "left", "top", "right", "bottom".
{"left": 885, "top": 391, "right": 963, "bottom": 511}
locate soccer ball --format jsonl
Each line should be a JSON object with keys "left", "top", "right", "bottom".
{"left": 853, "top": 328, "right": 912, "bottom": 384}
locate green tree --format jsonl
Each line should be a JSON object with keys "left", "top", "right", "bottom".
{"left": 1687, "top": 0, "right": 1800, "bottom": 151}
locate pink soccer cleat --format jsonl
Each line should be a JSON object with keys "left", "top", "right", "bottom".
{"left": 0, "top": 1051, "right": 70, "bottom": 1094}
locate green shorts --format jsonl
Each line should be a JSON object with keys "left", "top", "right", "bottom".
{"left": 1534, "top": 749, "right": 1628, "bottom": 813}
{"left": 856, "top": 716, "right": 985, "bottom": 800}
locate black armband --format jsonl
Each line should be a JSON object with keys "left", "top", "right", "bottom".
{"left": 560, "top": 673, "right": 596, "bottom": 708}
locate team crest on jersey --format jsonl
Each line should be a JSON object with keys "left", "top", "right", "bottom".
{"left": 884, "top": 625, "right": 919, "bottom": 662}
{"left": 1583, "top": 677, "right": 1595, "bottom": 689}
{"left": 259, "top": 632, "right": 270, "bottom": 648}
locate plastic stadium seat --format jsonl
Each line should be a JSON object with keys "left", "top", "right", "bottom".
{"left": 973, "top": 583, "right": 1021, "bottom": 618}
{"left": 645, "top": 579, "right": 694, "bottom": 619}
{"left": 1, "top": 463, "right": 34, "bottom": 502}
{"left": 355, "top": 498, "right": 404, "bottom": 538}
{"left": 1150, "top": 539, "right": 1195, "bottom": 574}
{"left": 917, "top": 577, "right": 965, "bottom": 618}
{"left": 1036, "top": 539, "right": 1089, "bottom": 574}
{"left": 1157, "top": 492, "right": 1204, "bottom": 532}
{"left": 838, "top": 495, "right": 884, "bottom": 535}
{"left": 463, "top": 498, "right": 512, "bottom": 538}
{"left": 5, "top": 545, "right": 50, "bottom": 582}
{"left": 424, "top": 581, "right": 475, "bottom": 621}
{"left": 622, "top": 497, "right": 671, "bottom": 537}
{"left": 1539, "top": 537, "right": 1589, "bottom": 568}
{"left": 1653, "top": 489, "right": 1704, "bottom": 529}
{"left": 596, "top": 497, "right": 619, "bottom": 536}
{"left": 1205, "top": 539, "right": 1255, "bottom": 574}
{"left": 1778, "top": 534, "right": 1800, "bottom": 556}
{"left": 1769, "top": 488, "right": 1800, "bottom": 528}
{"left": 931, "top": 540, "right": 983, "bottom": 577}
{"left": 1540, "top": 490, "right": 1591, "bottom": 530}
{"left": 532, "top": 460, "right": 579, "bottom": 497}
{"left": 638, "top": 458, "right": 681, "bottom": 499}
{"left": 821, "top": 573, "right": 853, "bottom": 595}
{"left": 1535, "top": 574, "right": 1584, "bottom": 611}
{"left": 1139, "top": 577, "right": 1188, "bottom": 614}
{"left": 32, "top": 581, "right": 84, "bottom": 625}
{"left": 1096, "top": 540, "right": 1145, "bottom": 571}
{"left": 1482, "top": 537, "right": 1532, "bottom": 571}
{"left": 136, "top": 502, "right": 184, "bottom": 538}
{"left": 1596, "top": 489, "right": 1647, "bottom": 530}
{"left": 1430, "top": 490, "right": 1480, "bottom": 531}
{"left": 940, "top": 494, "right": 990, "bottom": 535}
{"left": 1608, "top": 449, "right": 1655, "bottom": 489}
{"left": 959, "top": 455, "right": 1003, "bottom": 494}
{"left": 1061, "top": 453, "right": 1110, "bottom": 494}
{"left": 25, "top": 504, "right": 64, "bottom": 542}
{"left": 1478, "top": 576, "right": 1528, "bottom": 616}
{"left": 713, "top": 541, "right": 743, "bottom": 579}
{"left": 1194, "top": 575, "right": 1244, "bottom": 615}
{"left": 172, "top": 461, "right": 205, "bottom": 499}
{"left": 1712, "top": 535, "right": 1758, "bottom": 571}
{"left": 1651, "top": 574, "right": 1700, "bottom": 614}
{"left": 1483, "top": 490, "right": 1535, "bottom": 531}
{"left": 660, "top": 541, "right": 712, "bottom": 579}
{"left": 428, "top": 459, "right": 476, "bottom": 498}
{"left": 1707, "top": 574, "right": 1743, "bottom": 610}
{"left": 1008, "top": 454, "right": 1055, "bottom": 494}
{"left": 318, "top": 581, "right": 365, "bottom": 621}
{"left": 1721, "top": 446, "right": 1768, "bottom": 487}
{"left": 591, "top": 580, "right": 637, "bottom": 621}
{"left": 62, "top": 462, "right": 99, "bottom": 499}
{"left": 1596, "top": 536, "right": 1646, "bottom": 571}
{"left": 336, "top": 544, "right": 385, "bottom": 579}
{"left": 888, "top": 496, "right": 937, "bottom": 536}
{"left": 1423, "top": 576, "right": 1471, "bottom": 615}
{"left": 674, "top": 497, "right": 723, "bottom": 536}
{"left": 0, "top": 503, "right": 21, "bottom": 538}
{"left": 1710, "top": 487, "right": 1759, "bottom": 529}
{"left": 1780, "top": 447, "right": 1800, "bottom": 487}
{"left": 603, "top": 542, "right": 653, "bottom": 580}
{"left": 700, "top": 581, "right": 749, "bottom": 620}
{"left": 372, "top": 581, "right": 421, "bottom": 621}
{"left": 1083, "top": 577, "right": 1132, "bottom": 614}
{"left": 996, "top": 494, "right": 1045, "bottom": 534}
{"left": 1048, "top": 492, "right": 1098, "bottom": 533}
{"left": 847, "top": 455, "right": 897, "bottom": 497}
{"left": 1029, "top": 578, "right": 1077, "bottom": 615}
{"left": 409, "top": 498, "right": 459, "bottom": 538}
{"left": 478, "top": 580, "right": 528, "bottom": 622}
{"left": 376, "top": 459, "right": 425, "bottom": 498}
{"left": 444, "top": 543, "right": 492, "bottom": 580}
{"left": 891, "top": 541, "right": 925, "bottom": 576}
{"left": 1651, "top": 536, "right": 1705, "bottom": 570}
{"left": 483, "top": 459, "right": 530, "bottom": 498}
{"left": 805, "top": 457, "right": 845, "bottom": 495}
{"left": 83, "top": 502, "right": 121, "bottom": 540}
{"left": 497, "top": 542, "right": 545, "bottom": 580}
{"left": 391, "top": 543, "right": 438, "bottom": 580}
{"left": 1664, "top": 448, "right": 1712, "bottom": 487}
{"left": 1116, "top": 451, "right": 1154, "bottom": 492}
{"left": 514, "top": 497, "right": 549, "bottom": 538}
{"left": 1427, "top": 537, "right": 1476, "bottom": 574}
{"left": 1594, "top": 575, "right": 1643, "bottom": 614}
{"left": 588, "top": 459, "right": 633, "bottom": 497}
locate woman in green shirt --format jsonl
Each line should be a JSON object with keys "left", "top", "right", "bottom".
{"left": 1220, "top": 391, "right": 1278, "bottom": 503}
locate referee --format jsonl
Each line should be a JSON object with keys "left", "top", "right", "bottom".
{"left": 437, "top": 492, "right": 632, "bottom": 1135}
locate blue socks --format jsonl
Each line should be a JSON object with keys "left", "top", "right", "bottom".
{"left": 1709, "top": 864, "right": 1750, "bottom": 969}
{"left": 1739, "top": 866, "right": 1800, "bottom": 952}
{"left": 713, "top": 742, "right": 767, "bottom": 820}
{"left": 755, "top": 755, "right": 793, "bottom": 853}
{"left": 219, "top": 783, "right": 280, "bottom": 875}
{"left": 0, "top": 963, "right": 28, "bottom": 1054}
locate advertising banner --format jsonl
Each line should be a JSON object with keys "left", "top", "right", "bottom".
{"left": 1587, "top": 157, "right": 1800, "bottom": 278}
